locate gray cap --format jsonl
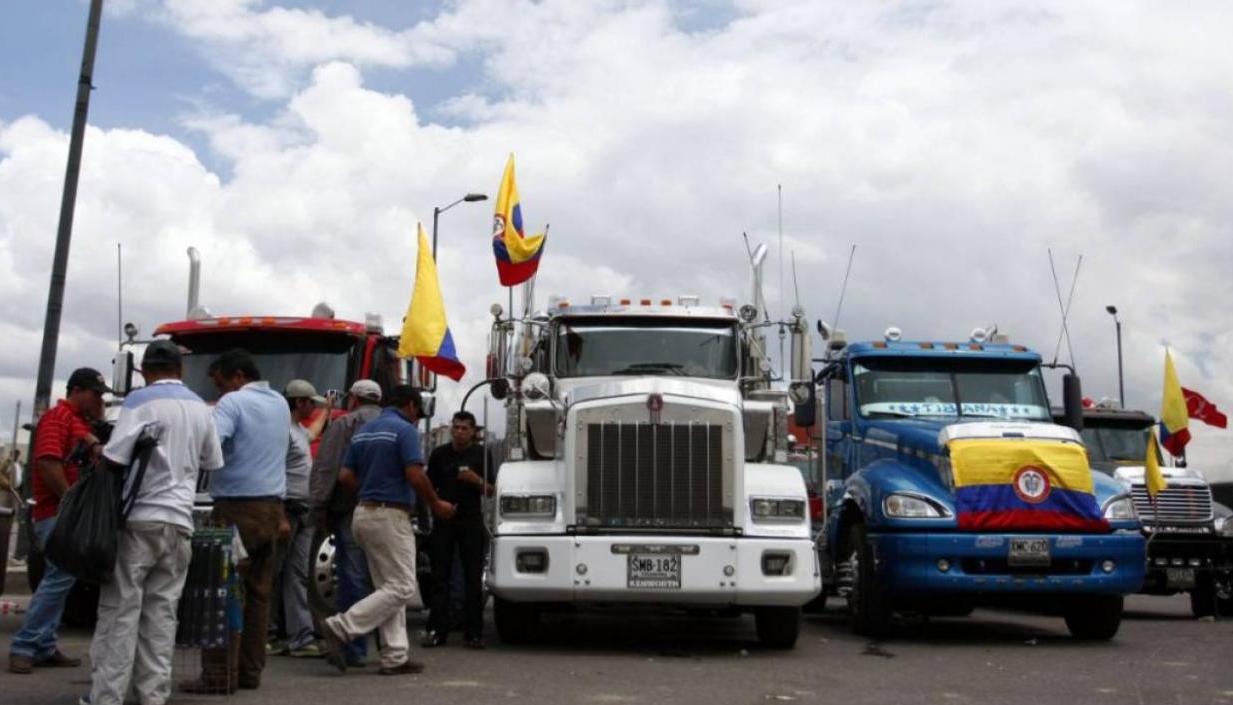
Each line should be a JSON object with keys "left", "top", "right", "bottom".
{"left": 349, "top": 379, "right": 382, "bottom": 403}
{"left": 284, "top": 379, "right": 325, "bottom": 405}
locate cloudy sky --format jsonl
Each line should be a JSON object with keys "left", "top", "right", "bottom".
{"left": 1, "top": 1, "right": 1230, "bottom": 478}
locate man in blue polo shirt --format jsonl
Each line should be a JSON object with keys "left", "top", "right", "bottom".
{"left": 184, "top": 348, "right": 290, "bottom": 694}
{"left": 321, "top": 386, "right": 454, "bottom": 676}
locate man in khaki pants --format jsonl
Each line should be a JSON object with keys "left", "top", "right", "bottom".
{"left": 85, "top": 341, "right": 224, "bottom": 705}
{"left": 321, "top": 386, "right": 454, "bottom": 676}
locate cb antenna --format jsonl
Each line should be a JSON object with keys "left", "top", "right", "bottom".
{"left": 777, "top": 184, "right": 784, "bottom": 321}
{"left": 791, "top": 250, "right": 801, "bottom": 310}
{"left": 831, "top": 244, "right": 857, "bottom": 333}
{"left": 1048, "top": 248, "right": 1083, "bottom": 368}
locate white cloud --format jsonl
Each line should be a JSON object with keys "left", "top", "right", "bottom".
{"left": 3, "top": 1, "right": 1232, "bottom": 479}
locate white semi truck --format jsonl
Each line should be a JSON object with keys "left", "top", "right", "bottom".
{"left": 483, "top": 250, "right": 821, "bottom": 648}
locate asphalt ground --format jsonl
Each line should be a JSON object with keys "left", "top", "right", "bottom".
{"left": 2, "top": 592, "right": 1231, "bottom": 705}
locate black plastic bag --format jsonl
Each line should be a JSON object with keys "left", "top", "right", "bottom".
{"left": 44, "top": 434, "right": 156, "bottom": 584}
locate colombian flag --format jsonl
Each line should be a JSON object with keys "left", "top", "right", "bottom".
{"left": 1144, "top": 428, "right": 1167, "bottom": 500}
{"left": 491, "top": 154, "right": 546, "bottom": 286}
{"left": 398, "top": 224, "right": 466, "bottom": 381}
{"left": 1159, "top": 350, "right": 1191, "bottom": 456}
{"left": 948, "top": 439, "right": 1108, "bottom": 532}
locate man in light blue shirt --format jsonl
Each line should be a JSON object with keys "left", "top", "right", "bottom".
{"left": 182, "top": 349, "right": 289, "bottom": 695}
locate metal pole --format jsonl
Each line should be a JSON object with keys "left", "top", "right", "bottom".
{"left": 116, "top": 242, "right": 122, "bottom": 347}
{"left": 1115, "top": 318, "right": 1124, "bottom": 408}
{"left": 432, "top": 205, "right": 441, "bottom": 261}
{"left": 32, "top": 0, "right": 105, "bottom": 421}
{"left": 9, "top": 401, "right": 19, "bottom": 455}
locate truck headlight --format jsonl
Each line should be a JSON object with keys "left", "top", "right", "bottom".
{"left": 883, "top": 493, "right": 949, "bottom": 519}
{"left": 1101, "top": 495, "right": 1137, "bottom": 521}
{"left": 1215, "top": 516, "right": 1233, "bottom": 538}
{"left": 750, "top": 498, "right": 806, "bottom": 522}
{"left": 500, "top": 494, "right": 556, "bottom": 517}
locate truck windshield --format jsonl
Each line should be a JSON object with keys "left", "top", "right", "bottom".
{"left": 1081, "top": 424, "right": 1160, "bottom": 464}
{"left": 852, "top": 357, "right": 1050, "bottom": 421}
{"left": 175, "top": 331, "right": 356, "bottom": 402}
{"left": 553, "top": 317, "right": 738, "bottom": 379}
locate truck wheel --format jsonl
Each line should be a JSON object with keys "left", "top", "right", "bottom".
{"left": 1190, "top": 578, "right": 1214, "bottom": 618}
{"left": 1064, "top": 595, "right": 1123, "bottom": 640}
{"left": 306, "top": 528, "right": 338, "bottom": 617}
{"left": 802, "top": 593, "right": 828, "bottom": 613}
{"left": 755, "top": 606, "right": 801, "bottom": 649}
{"left": 494, "top": 597, "right": 539, "bottom": 644}
{"left": 847, "top": 524, "right": 892, "bottom": 637}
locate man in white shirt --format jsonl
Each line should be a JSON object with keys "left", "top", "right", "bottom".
{"left": 84, "top": 341, "right": 224, "bottom": 705}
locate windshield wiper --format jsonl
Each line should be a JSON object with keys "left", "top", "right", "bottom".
{"left": 612, "top": 362, "right": 686, "bottom": 376}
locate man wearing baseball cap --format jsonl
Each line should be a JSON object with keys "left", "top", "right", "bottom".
{"left": 273, "top": 380, "right": 331, "bottom": 657}
{"left": 85, "top": 341, "right": 223, "bottom": 705}
{"left": 9, "top": 367, "right": 109, "bottom": 674}
{"left": 307, "top": 379, "right": 383, "bottom": 666}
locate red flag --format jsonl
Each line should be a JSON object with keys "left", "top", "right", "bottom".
{"left": 1182, "top": 387, "right": 1228, "bottom": 429}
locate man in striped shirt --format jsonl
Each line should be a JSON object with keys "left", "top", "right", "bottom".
{"left": 321, "top": 386, "right": 454, "bottom": 676}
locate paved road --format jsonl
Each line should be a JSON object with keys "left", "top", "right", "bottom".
{"left": 2, "top": 594, "right": 1230, "bottom": 705}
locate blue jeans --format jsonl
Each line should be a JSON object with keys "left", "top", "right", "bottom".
{"left": 10, "top": 518, "right": 78, "bottom": 659}
{"left": 333, "top": 514, "right": 371, "bottom": 660}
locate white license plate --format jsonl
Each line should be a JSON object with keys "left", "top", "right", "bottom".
{"left": 627, "top": 553, "right": 682, "bottom": 589}
{"left": 1165, "top": 567, "right": 1196, "bottom": 589}
{"left": 1008, "top": 538, "right": 1051, "bottom": 567}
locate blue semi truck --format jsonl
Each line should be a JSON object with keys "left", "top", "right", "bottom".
{"left": 811, "top": 331, "right": 1146, "bottom": 639}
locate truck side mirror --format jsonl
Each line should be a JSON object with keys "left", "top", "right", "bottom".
{"left": 112, "top": 350, "right": 134, "bottom": 396}
{"left": 793, "top": 382, "right": 817, "bottom": 429}
{"left": 1062, "top": 373, "right": 1084, "bottom": 432}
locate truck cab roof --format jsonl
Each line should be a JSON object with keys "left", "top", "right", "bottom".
{"left": 843, "top": 340, "right": 1041, "bottom": 362}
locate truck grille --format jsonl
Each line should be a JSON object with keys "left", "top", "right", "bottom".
{"left": 584, "top": 422, "right": 728, "bottom": 528}
{"left": 1131, "top": 484, "right": 1213, "bottom": 523}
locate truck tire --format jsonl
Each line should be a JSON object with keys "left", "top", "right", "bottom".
{"left": 802, "top": 593, "right": 828, "bottom": 613}
{"left": 755, "top": 606, "right": 801, "bottom": 649}
{"left": 1063, "top": 595, "right": 1123, "bottom": 640}
{"left": 493, "top": 597, "right": 539, "bottom": 644}
{"left": 846, "top": 524, "right": 892, "bottom": 638}
{"left": 1189, "top": 576, "right": 1220, "bottom": 618}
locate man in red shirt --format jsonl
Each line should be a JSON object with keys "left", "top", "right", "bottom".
{"left": 8, "top": 368, "right": 108, "bottom": 674}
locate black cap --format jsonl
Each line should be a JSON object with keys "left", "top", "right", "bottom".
{"left": 67, "top": 367, "right": 112, "bottom": 394}
{"left": 142, "top": 340, "right": 183, "bottom": 369}
{"left": 386, "top": 384, "right": 423, "bottom": 410}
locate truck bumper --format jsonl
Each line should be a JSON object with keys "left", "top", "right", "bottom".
{"left": 869, "top": 530, "right": 1146, "bottom": 595}
{"left": 1142, "top": 532, "right": 1233, "bottom": 593}
{"left": 490, "top": 535, "right": 821, "bottom": 607}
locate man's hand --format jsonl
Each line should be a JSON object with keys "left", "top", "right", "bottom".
{"left": 277, "top": 510, "right": 291, "bottom": 540}
{"left": 432, "top": 499, "right": 457, "bottom": 520}
{"left": 458, "top": 468, "right": 485, "bottom": 488}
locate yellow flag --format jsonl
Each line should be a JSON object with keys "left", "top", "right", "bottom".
{"left": 397, "top": 224, "right": 465, "bottom": 381}
{"left": 1144, "top": 428, "right": 1167, "bottom": 500}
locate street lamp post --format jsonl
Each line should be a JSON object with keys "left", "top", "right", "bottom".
{"left": 432, "top": 193, "right": 488, "bottom": 260}
{"left": 1105, "top": 305, "right": 1124, "bottom": 408}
